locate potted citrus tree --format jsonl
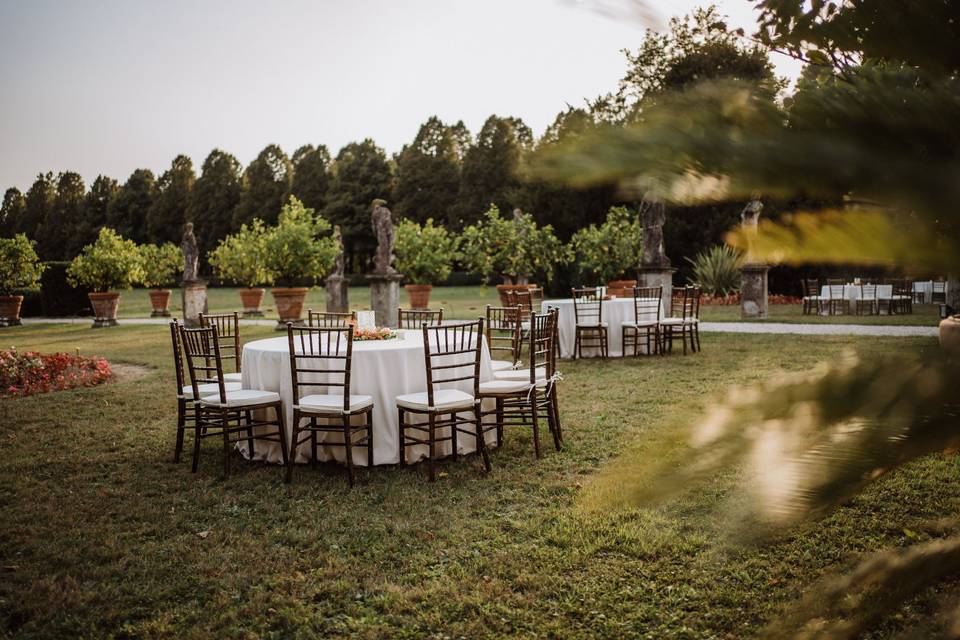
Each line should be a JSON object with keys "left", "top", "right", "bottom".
{"left": 263, "top": 196, "right": 338, "bottom": 327}
{"left": 569, "top": 206, "right": 643, "bottom": 296}
{"left": 460, "top": 205, "right": 568, "bottom": 304}
{"left": 67, "top": 228, "right": 145, "bottom": 327}
{"left": 0, "top": 234, "right": 45, "bottom": 326}
{"left": 394, "top": 218, "right": 457, "bottom": 308}
{"left": 208, "top": 219, "right": 271, "bottom": 316}
{"left": 138, "top": 242, "right": 182, "bottom": 316}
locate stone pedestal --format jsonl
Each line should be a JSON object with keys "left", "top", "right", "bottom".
{"left": 740, "top": 264, "right": 770, "bottom": 319}
{"left": 181, "top": 279, "right": 208, "bottom": 328}
{"left": 367, "top": 274, "right": 402, "bottom": 328}
{"left": 637, "top": 266, "right": 676, "bottom": 315}
{"left": 326, "top": 275, "right": 349, "bottom": 313}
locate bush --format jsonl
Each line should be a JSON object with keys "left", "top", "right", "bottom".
{"left": 208, "top": 219, "right": 272, "bottom": 288}
{"left": 459, "top": 205, "right": 568, "bottom": 284}
{"left": 686, "top": 244, "right": 743, "bottom": 296}
{"left": 0, "top": 234, "right": 45, "bottom": 296}
{"left": 67, "top": 228, "right": 145, "bottom": 292}
{"left": 569, "top": 206, "right": 643, "bottom": 283}
{"left": 394, "top": 218, "right": 458, "bottom": 284}
{"left": 1, "top": 350, "right": 111, "bottom": 397}
{"left": 138, "top": 243, "right": 183, "bottom": 289}
{"left": 263, "top": 197, "right": 338, "bottom": 286}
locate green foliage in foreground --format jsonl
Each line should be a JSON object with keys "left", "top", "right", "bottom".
{"left": 0, "top": 325, "right": 954, "bottom": 638}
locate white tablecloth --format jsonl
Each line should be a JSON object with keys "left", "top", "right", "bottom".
{"left": 240, "top": 331, "right": 496, "bottom": 466}
{"left": 543, "top": 298, "right": 666, "bottom": 358}
{"left": 820, "top": 284, "right": 893, "bottom": 304}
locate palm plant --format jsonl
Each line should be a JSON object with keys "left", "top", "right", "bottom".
{"left": 686, "top": 244, "right": 741, "bottom": 297}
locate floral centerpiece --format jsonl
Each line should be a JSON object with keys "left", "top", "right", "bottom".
{"left": 353, "top": 327, "right": 398, "bottom": 341}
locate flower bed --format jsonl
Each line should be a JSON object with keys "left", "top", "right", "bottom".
{"left": 693, "top": 293, "right": 803, "bottom": 306}
{"left": 1, "top": 350, "right": 112, "bottom": 397}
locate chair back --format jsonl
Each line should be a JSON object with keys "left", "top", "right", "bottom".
{"left": 514, "top": 290, "right": 533, "bottom": 320}
{"left": 527, "top": 309, "right": 558, "bottom": 384}
{"left": 572, "top": 287, "right": 603, "bottom": 326}
{"left": 199, "top": 312, "right": 241, "bottom": 373}
{"left": 675, "top": 286, "right": 700, "bottom": 320}
{"left": 630, "top": 285, "right": 661, "bottom": 324}
{"left": 287, "top": 324, "right": 353, "bottom": 412}
{"left": 169, "top": 320, "right": 186, "bottom": 396}
{"left": 933, "top": 280, "right": 947, "bottom": 299}
{"left": 827, "top": 278, "right": 845, "bottom": 300}
{"left": 861, "top": 283, "right": 877, "bottom": 300}
{"left": 307, "top": 309, "right": 355, "bottom": 328}
{"left": 894, "top": 279, "right": 912, "bottom": 297}
{"left": 485, "top": 305, "right": 522, "bottom": 366}
{"left": 802, "top": 278, "right": 820, "bottom": 297}
{"left": 421, "top": 319, "right": 484, "bottom": 405}
{"left": 398, "top": 308, "right": 444, "bottom": 329}
{"left": 179, "top": 325, "right": 227, "bottom": 404}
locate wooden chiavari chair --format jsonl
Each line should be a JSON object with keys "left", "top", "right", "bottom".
{"left": 397, "top": 308, "right": 444, "bottom": 329}
{"left": 661, "top": 286, "right": 700, "bottom": 354}
{"left": 856, "top": 283, "right": 878, "bottom": 315}
{"left": 801, "top": 278, "right": 822, "bottom": 315}
{"left": 179, "top": 325, "right": 287, "bottom": 477}
{"left": 199, "top": 312, "right": 243, "bottom": 382}
{"left": 571, "top": 287, "right": 608, "bottom": 359}
{"left": 485, "top": 305, "right": 522, "bottom": 373}
{"left": 892, "top": 279, "right": 913, "bottom": 314}
{"left": 826, "top": 278, "right": 848, "bottom": 315}
{"left": 482, "top": 308, "right": 562, "bottom": 457}
{"left": 933, "top": 280, "right": 947, "bottom": 304}
{"left": 285, "top": 324, "right": 374, "bottom": 486}
{"left": 307, "top": 309, "right": 355, "bottom": 328}
{"left": 396, "top": 319, "right": 490, "bottom": 482}
{"left": 622, "top": 285, "right": 662, "bottom": 357}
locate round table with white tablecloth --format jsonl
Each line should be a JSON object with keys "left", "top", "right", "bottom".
{"left": 542, "top": 297, "right": 667, "bottom": 358}
{"left": 238, "top": 330, "right": 496, "bottom": 466}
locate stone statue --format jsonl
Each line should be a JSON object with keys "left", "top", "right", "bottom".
{"left": 740, "top": 198, "right": 763, "bottom": 263}
{"left": 181, "top": 222, "right": 199, "bottom": 282}
{"left": 331, "top": 225, "right": 345, "bottom": 277}
{"left": 639, "top": 197, "right": 670, "bottom": 268}
{"left": 370, "top": 199, "right": 397, "bottom": 276}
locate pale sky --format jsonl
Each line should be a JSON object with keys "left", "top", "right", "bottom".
{"left": 0, "top": 0, "right": 801, "bottom": 192}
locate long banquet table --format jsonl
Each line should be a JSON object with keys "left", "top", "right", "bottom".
{"left": 542, "top": 297, "right": 667, "bottom": 358}
{"left": 238, "top": 330, "right": 497, "bottom": 466}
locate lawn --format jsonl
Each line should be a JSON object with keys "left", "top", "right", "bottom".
{"left": 2, "top": 325, "right": 956, "bottom": 638}
{"left": 107, "top": 286, "right": 941, "bottom": 325}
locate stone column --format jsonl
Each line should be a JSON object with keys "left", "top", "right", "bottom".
{"left": 638, "top": 197, "right": 674, "bottom": 314}
{"left": 367, "top": 274, "right": 402, "bottom": 328}
{"left": 637, "top": 267, "right": 676, "bottom": 315}
{"left": 740, "top": 264, "right": 770, "bottom": 318}
{"left": 181, "top": 280, "right": 208, "bottom": 328}
{"left": 326, "top": 275, "right": 349, "bottom": 313}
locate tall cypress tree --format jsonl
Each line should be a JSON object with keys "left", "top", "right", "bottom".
{"left": 39, "top": 171, "right": 85, "bottom": 260}
{"left": 394, "top": 116, "right": 466, "bottom": 226}
{"left": 322, "top": 139, "right": 393, "bottom": 271}
{"left": 189, "top": 149, "right": 243, "bottom": 267}
{"left": 147, "top": 155, "right": 195, "bottom": 244}
{"left": 0, "top": 188, "right": 26, "bottom": 238}
{"left": 289, "top": 144, "right": 332, "bottom": 213}
{"left": 233, "top": 144, "right": 292, "bottom": 228}
{"left": 20, "top": 173, "right": 55, "bottom": 241}
{"left": 72, "top": 175, "right": 118, "bottom": 257}
{"left": 108, "top": 169, "right": 156, "bottom": 244}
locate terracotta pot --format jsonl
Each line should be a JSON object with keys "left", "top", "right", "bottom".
{"left": 148, "top": 289, "right": 172, "bottom": 317}
{"left": 496, "top": 284, "right": 534, "bottom": 306}
{"left": 88, "top": 292, "right": 120, "bottom": 328}
{"left": 405, "top": 284, "right": 432, "bottom": 309}
{"left": 0, "top": 295, "right": 24, "bottom": 326}
{"left": 606, "top": 279, "right": 638, "bottom": 298}
{"left": 271, "top": 287, "right": 309, "bottom": 326}
{"left": 939, "top": 315, "right": 960, "bottom": 357}
{"left": 238, "top": 287, "right": 265, "bottom": 317}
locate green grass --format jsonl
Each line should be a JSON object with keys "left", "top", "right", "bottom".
{"left": 1, "top": 325, "right": 955, "bottom": 638}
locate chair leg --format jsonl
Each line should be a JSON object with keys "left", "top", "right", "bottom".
{"left": 427, "top": 413, "right": 437, "bottom": 482}
{"left": 244, "top": 409, "right": 255, "bottom": 460}
{"left": 551, "top": 391, "right": 563, "bottom": 446}
{"left": 398, "top": 408, "right": 406, "bottom": 467}
{"left": 221, "top": 413, "right": 231, "bottom": 477}
{"left": 495, "top": 398, "right": 504, "bottom": 447}
{"left": 342, "top": 415, "right": 355, "bottom": 488}
{"left": 474, "top": 405, "right": 491, "bottom": 472}
{"left": 191, "top": 409, "right": 203, "bottom": 473}
{"left": 366, "top": 409, "right": 374, "bottom": 467}
{"left": 310, "top": 426, "right": 318, "bottom": 468}
{"left": 694, "top": 325, "right": 701, "bottom": 352}
{"left": 174, "top": 400, "right": 186, "bottom": 463}
{"left": 286, "top": 415, "right": 298, "bottom": 484}
{"left": 450, "top": 412, "right": 459, "bottom": 461}
{"left": 530, "top": 388, "right": 541, "bottom": 459}
{"left": 546, "top": 392, "right": 561, "bottom": 451}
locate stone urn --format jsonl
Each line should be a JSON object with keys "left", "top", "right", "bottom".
{"left": 939, "top": 315, "right": 960, "bottom": 357}
{"left": 238, "top": 287, "right": 265, "bottom": 317}
{"left": 148, "top": 289, "right": 172, "bottom": 317}
{"left": 0, "top": 295, "right": 24, "bottom": 326}
{"left": 271, "top": 287, "right": 308, "bottom": 328}
{"left": 606, "top": 279, "right": 637, "bottom": 298}
{"left": 405, "top": 284, "right": 432, "bottom": 309}
{"left": 88, "top": 292, "right": 120, "bottom": 328}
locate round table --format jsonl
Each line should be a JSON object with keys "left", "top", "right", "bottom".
{"left": 239, "top": 330, "right": 496, "bottom": 466}
{"left": 543, "top": 297, "right": 666, "bottom": 358}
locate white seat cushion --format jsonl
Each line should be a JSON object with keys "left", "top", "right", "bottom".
{"left": 660, "top": 317, "right": 697, "bottom": 325}
{"left": 490, "top": 359, "right": 514, "bottom": 372}
{"left": 479, "top": 379, "right": 532, "bottom": 395}
{"left": 222, "top": 372, "right": 243, "bottom": 382}
{"left": 396, "top": 389, "right": 475, "bottom": 411}
{"left": 802, "top": 295, "right": 822, "bottom": 301}
{"left": 201, "top": 389, "right": 281, "bottom": 408}
{"left": 495, "top": 367, "right": 546, "bottom": 381}
{"left": 621, "top": 320, "right": 659, "bottom": 327}
{"left": 576, "top": 322, "right": 608, "bottom": 328}
{"left": 297, "top": 393, "right": 373, "bottom": 414}
{"left": 181, "top": 381, "right": 241, "bottom": 399}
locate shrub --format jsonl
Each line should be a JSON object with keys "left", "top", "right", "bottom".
{"left": 1, "top": 350, "right": 111, "bottom": 397}
{"left": 138, "top": 243, "right": 183, "bottom": 289}
{"left": 569, "top": 206, "right": 643, "bottom": 283}
{"left": 67, "top": 228, "right": 145, "bottom": 292}
{"left": 263, "top": 197, "right": 338, "bottom": 286}
{"left": 0, "top": 234, "right": 45, "bottom": 296}
{"left": 686, "top": 244, "right": 743, "bottom": 296}
{"left": 459, "top": 205, "right": 568, "bottom": 284}
{"left": 394, "top": 218, "right": 458, "bottom": 284}
{"left": 208, "top": 219, "right": 272, "bottom": 288}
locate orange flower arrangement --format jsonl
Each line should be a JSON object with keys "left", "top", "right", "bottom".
{"left": 352, "top": 327, "right": 397, "bottom": 341}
